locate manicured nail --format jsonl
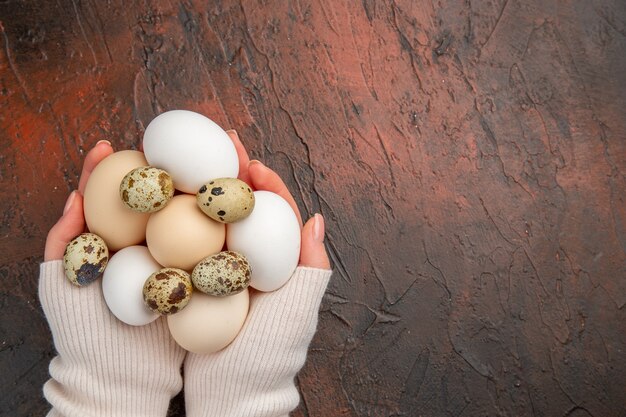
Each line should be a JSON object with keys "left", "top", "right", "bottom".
{"left": 63, "top": 191, "right": 77, "bottom": 215}
{"left": 248, "top": 159, "right": 263, "bottom": 168}
{"left": 313, "top": 213, "right": 325, "bottom": 242}
{"left": 96, "top": 139, "right": 111, "bottom": 147}
{"left": 226, "top": 129, "right": 239, "bottom": 140}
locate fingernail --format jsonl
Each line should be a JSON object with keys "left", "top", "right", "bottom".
{"left": 96, "top": 139, "right": 111, "bottom": 147}
{"left": 226, "top": 129, "right": 239, "bottom": 140}
{"left": 248, "top": 159, "right": 263, "bottom": 168}
{"left": 313, "top": 213, "right": 325, "bottom": 242}
{"left": 63, "top": 191, "right": 77, "bottom": 215}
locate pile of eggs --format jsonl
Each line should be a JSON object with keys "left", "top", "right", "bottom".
{"left": 62, "top": 110, "right": 301, "bottom": 354}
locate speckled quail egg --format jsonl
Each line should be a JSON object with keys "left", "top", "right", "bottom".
{"left": 143, "top": 268, "right": 193, "bottom": 315}
{"left": 196, "top": 178, "right": 254, "bottom": 223}
{"left": 192, "top": 251, "right": 251, "bottom": 296}
{"left": 120, "top": 166, "right": 174, "bottom": 213}
{"left": 63, "top": 233, "right": 109, "bottom": 286}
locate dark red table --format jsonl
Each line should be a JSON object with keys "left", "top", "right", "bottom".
{"left": 1, "top": 1, "right": 624, "bottom": 415}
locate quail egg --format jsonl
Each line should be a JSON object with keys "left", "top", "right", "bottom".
{"left": 120, "top": 166, "right": 174, "bottom": 213}
{"left": 196, "top": 178, "right": 254, "bottom": 223}
{"left": 192, "top": 251, "right": 251, "bottom": 296}
{"left": 143, "top": 268, "right": 193, "bottom": 315}
{"left": 63, "top": 233, "right": 109, "bottom": 286}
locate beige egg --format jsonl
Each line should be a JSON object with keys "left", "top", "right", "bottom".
{"left": 167, "top": 289, "right": 249, "bottom": 354}
{"left": 84, "top": 150, "right": 150, "bottom": 251}
{"left": 120, "top": 167, "right": 174, "bottom": 213}
{"left": 196, "top": 178, "right": 254, "bottom": 223}
{"left": 192, "top": 251, "right": 251, "bottom": 296}
{"left": 146, "top": 194, "right": 225, "bottom": 271}
{"left": 143, "top": 268, "right": 193, "bottom": 315}
{"left": 63, "top": 233, "right": 109, "bottom": 286}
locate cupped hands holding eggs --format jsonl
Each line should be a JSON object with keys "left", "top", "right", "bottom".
{"left": 59, "top": 109, "right": 306, "bottom": 355}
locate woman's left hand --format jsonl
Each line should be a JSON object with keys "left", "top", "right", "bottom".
{"left": 44, "top": 140, "right": 114, "bottom": 261}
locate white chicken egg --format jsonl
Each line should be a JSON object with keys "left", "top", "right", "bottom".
{"left": 102, "top": 246, "right": 161, "bottom": 326}
{"left": 142, "top": 110, "right": 239, "bottom": 193}
{"left": 226, "top": 191, "right": 301, "bottom": 292}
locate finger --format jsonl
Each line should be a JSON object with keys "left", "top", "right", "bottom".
{"left": 226, "top": 129, "right": 252, "bottom": 187}
{"left": 77, "top": 140, "right": 114, "bottom": 193}
{"left": 248, "top": 160, "right": 303, "bottom": 227}
{"left": 299, "top": 213, "right": 330, "bottom": 269}
{"left": 44, "top": 192, "right": 86, "bottom": 261}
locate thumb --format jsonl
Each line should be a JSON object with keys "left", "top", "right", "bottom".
{"left": 299, "top": 213, "right": 331, "bottom": 269}
{"left": 44, "top": 191, "right": 86, "bottom": 261}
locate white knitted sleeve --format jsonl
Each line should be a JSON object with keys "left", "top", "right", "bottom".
{"left": 39, "top": 260, "right": 186, "bottom": 417}
{"left": 184, "top": 267, "right": 332, "bottom": 417}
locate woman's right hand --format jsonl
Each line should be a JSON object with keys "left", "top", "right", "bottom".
{"left": 226, "top": 129, "right": 331, "bottom": 270}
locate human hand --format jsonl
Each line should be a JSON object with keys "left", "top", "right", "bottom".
{"left": 44, "top": 140, "right": 114, "bottom": 261}
{"left": 226, "top": 129, "right": 331, "bottom": 270}
{"left": 184, "top": 131, "right": 333, "bottom": 417}
{"left": 40, "top": 140, "right": 185, "bottom": 417}
{"left": 46, "top": 132, "right": 331, "bottom": 269}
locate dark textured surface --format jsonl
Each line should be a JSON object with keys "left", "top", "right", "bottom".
{"left": 1, "top": 1, "right": 625, "bottom": 416}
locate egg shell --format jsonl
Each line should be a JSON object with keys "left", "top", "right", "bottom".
{"left": 167, "top": 289, "right": 249, "bottom": 354}
{"left": 146, "top": 194, "right": 225, "bottom": 271}
{"left": 63, "top": 233, "right": 109, "bottom": 286}
{"left": 102, "top": 246, "right": 161, "bottom": 326}
{"left": 143, "top": 110, "right": 239, "bottom": 193}
{"left": 226, "top": 191, "right": 301, "bottom": 292}
{"left": 192, "top": 251, "right": 251, "bottom": 296}
{"left": 120, "top": 166, "right": 174, "bottom": 213}
{"left": 143, "top": 268, "right": 193, "bottom": 315}
{"left": 84, "top": 150, "right": 150, "bottom": 251}
{"left": 196, "top": 178, "right": 255, "bottom": 223}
